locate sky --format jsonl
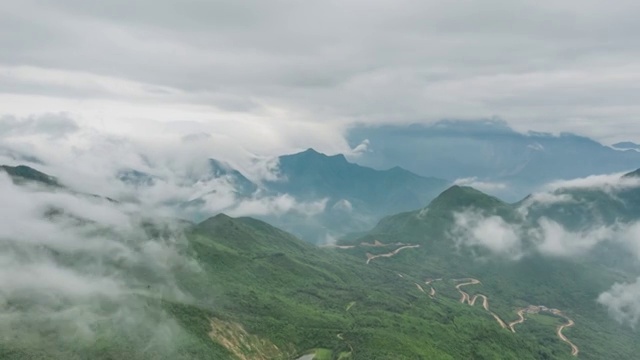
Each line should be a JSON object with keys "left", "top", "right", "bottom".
{"left": 2, "top": 0, "right": 640, "bottom": 154}
{"left": 4, "top": 0, "right": 640, "bottom": 336}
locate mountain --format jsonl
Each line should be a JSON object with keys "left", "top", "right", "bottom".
{"left": 181, "top": 149, "right": 448, "bottom": 243}
{"left": 4, "top": 163, "right": 640, "bottom": 359}
{"left": 520, "top": 168, "right": 640, "bottom": 232}
{"left": 347, "top": 120, "right": 640, "bottom": 200}
{"left": 0, "top": 164, "right": 60, "bottom": 187}
{"left": 0, "top": 208, "right": 593, "bottom": 359}
{"left": 271, "top": 148, "right": 446, "bottom": 209}
{"left": 334, "top": 175, "right": 640, "bottom": 359}
{"left": 207, "top": 159, "right": 258, "bottom": 196}
{"left": 259, "top": 148, "right": 448, "bottom": 241}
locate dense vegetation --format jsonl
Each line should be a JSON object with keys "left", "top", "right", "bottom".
{"left": 3, "top": 165, "right": 639, "bottom": 359}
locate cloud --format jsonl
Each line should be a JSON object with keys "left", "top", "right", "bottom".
{"left": 2, "top": 0, "right": 640, "bottom": 147}
{"left": 451, "top": 210, "right": 524, "bottom": 260}
{"left": 0, "top": 113, "right": 79, "bottom": 138}
{"left": 451, "top": 209, "right": 636, "bottom": 260}
{"left": 332, "top": 199, "right": 354, "bottom": 212}
{"left": 454, "top": 177, "right": 508, "bottom": 193}
{"left": 598, "top": 277, "right": 640, "bottom": 327}
{"left": 522, "top": 192, "right": 575, "bottom": 207}
{"left": 225, "top": 195, "right": 328, "bottom": 218}
{"left": 544, "top": 172, "right": 640, "bottom": 193}
{"left": 0, "top": 172, "right": 200, "bottom": 353}
{"left": 349, "top": 139, "right": 371, "bottom": 157}
{"left": 532, "top": 218, "right": 616, "bottom": 257}
{"left": 450, "top": 181, "right": 640, "bottom": 260}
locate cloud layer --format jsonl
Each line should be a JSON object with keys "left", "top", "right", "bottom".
{"left": 0, "top": 172, "right": 200, "bottom": 354}
{"left": 598, "top": 277, "right": 640, "bottom": 328}
{"left": 2, "top": 0, "right": 640, "bottom": 147}
{"left": 448, "top": 171, "right": 640, "bottom": 325}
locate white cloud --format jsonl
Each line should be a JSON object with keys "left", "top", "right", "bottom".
{"left": 450, "top": 205, "right": 640, "bottom": 260}
{"left": 349, "top": 139, "right": 371, "bottom": 157}
{"left": 225, "top": 195, "right": 328, "bottom": 218}
{"left": 0, "top": 171, "right": 200, "bottom": 351}
{"left": 523, "top": 192, "right": 575, "bottom": 206}
{"left": 532, "top": 218, "right": 615, "bottom": 257}
{"left": 544, "top": 172, "right": 640, "bottom": 193}
{"left": 332, "top": 199, "right": 354, "bottom": 212}
{"left": 598, "top": 277, "right": 640, "bottom": 327}
{"left": 451, "top": 211, "right": 524, "bottom": 260}
{"left": 2, "top": 0, "right": 640, "bottom": 145}
{"left": 454, "top": 177, "right": 508, "bottom": 193}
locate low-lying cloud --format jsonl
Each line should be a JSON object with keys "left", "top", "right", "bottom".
{"left": 0, "top": 115, "right": 332, "bottom": 224}
{"left": 449, "top": 171, "right": 640, "bottom": 325}
{"left": 598, "top": 278, "right": 640, "bottom": 328}
{"left": 544, "top": 172, "right": 640, "bottom": 193}
{"left": 451, "top": 211, "right": 524, "bottom": 260}
{"left": 0, "top": 172, "right": 200, "bottom": 354}
{"left": 453, "top": 177, "right": 509, "bottom": 195}
{"left": 451, "top": 211, "right": 640, "bottom": 260}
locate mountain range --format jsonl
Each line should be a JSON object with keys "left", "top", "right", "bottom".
{"left": 3, "top": 161, "right": 640, "bottom": 359}
{"left": 348, "top": 120, "right": 640, "bottom": 200}
{"left": 177, "top": 148, "right": 449, "bottom": 243}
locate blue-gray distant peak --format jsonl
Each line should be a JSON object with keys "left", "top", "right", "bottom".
{"left": 348, "top": 120, "right": 640, "bottom": 199}
{"left": 283, "top": 148, "right": 348, "bottom": 164}
{"left": 623, "top": 168, "right": 640, "bottom": 178}
{"left": 208, "top": 158, "right": 258, "bottom": 195}
{"left": 613, "top": 142, "right": 640, "bottom": 151}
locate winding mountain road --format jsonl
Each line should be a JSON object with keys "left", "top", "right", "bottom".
{"left": 455, "top": 279, "right": 508, "bottom": 329}
{"left": 365, "top": 245, "right": 420, "bottom": 264}
{"left": 425, "top": 278, "right": 441, "bottom": 298}
{"left": 454, "top": 279, "right": 578, "bottom": 357}
{"left": 508, "top": 309, "right": 526, "bottom": 332}
{"left": 558, "top": 318, "right": 579, "bottom": 356}
{"left": 330, "top": 244, "right": 579, "bottom": 356}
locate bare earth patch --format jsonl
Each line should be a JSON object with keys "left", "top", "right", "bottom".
{"left": 209, "top": 318, "right": 294, "bottom": 360}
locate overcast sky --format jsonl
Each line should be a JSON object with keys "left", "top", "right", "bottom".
{"left": 2, "top": 0, "right": 640, "bottom": 154}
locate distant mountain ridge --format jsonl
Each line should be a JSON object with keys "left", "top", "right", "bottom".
{"left": 4, "top": 160, "right": 640, "bottom": 358}
{"left": 254, "top": 148, "right": 449, "bottom": 241}
{"left": 269, "top": 148, "right": 447, "bottom": 211}
{"left": 3, "top": 148, "right": 449, "bottom": 243}
{"left": 348, "top": 120, "right": 640, "bottom": 200}
{"left": 0, "top": 164, "right": 60, "bottom": 187}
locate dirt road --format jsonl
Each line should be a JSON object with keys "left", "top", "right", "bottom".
{"left": 455, "top": 279, "right": 509, "bottom": 329}
{"left": 557, "top": 318, "right": 579, "bottom": 356}
{"left": 425, "top": 278, "right": 442, "bottom": 298}
{"left": 366, "top": 245, "right": 420, "bottom": 264}
{"left": 508, "top": 309, "right": 526, "bottom": 333}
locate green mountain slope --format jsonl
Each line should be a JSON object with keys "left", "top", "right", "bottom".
{"left": 0, "top": 164, "right": 61, "bottom": 187}
{"left": 337, "top": 179, "right": 640, "bottom": 360}
{"left": 178, "top": 214, "right": 580, "bottom": 360}
{"left": 4, "top": 164, "right": 639, "bottom": 359}
{"left": 260, "top": 148, "right": 449, "bottom": 242}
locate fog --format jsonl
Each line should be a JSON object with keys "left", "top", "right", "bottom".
{"left": 448, "top": 171, "right": 640, "bottom": 325}
{"left": 0, "top": 172, "right": 200, "bottom": 355}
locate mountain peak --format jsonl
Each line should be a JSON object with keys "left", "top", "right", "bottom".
{"left": 297, "top": 148, "right": 346, "bottom": 160}
{"left": 0, "top": 165, "right": 60, "bottom": 187}
{"left": 623, "top": 168, "right": 640, "bottom": 178}
{"left": 427, "top": 185, "right": 505, "bottom": 212}
{"left": 282, "top": 149, "right": 349, "bottom": 166}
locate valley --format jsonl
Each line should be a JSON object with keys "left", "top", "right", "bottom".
{"left": 331, "top": 237, "right": 583, "bottom": 357}
{"left": 5, "top": 2, "right": 640, "bottom": 358}
{"left": 1, "top": 163, "right": 638, "bottom": 359}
